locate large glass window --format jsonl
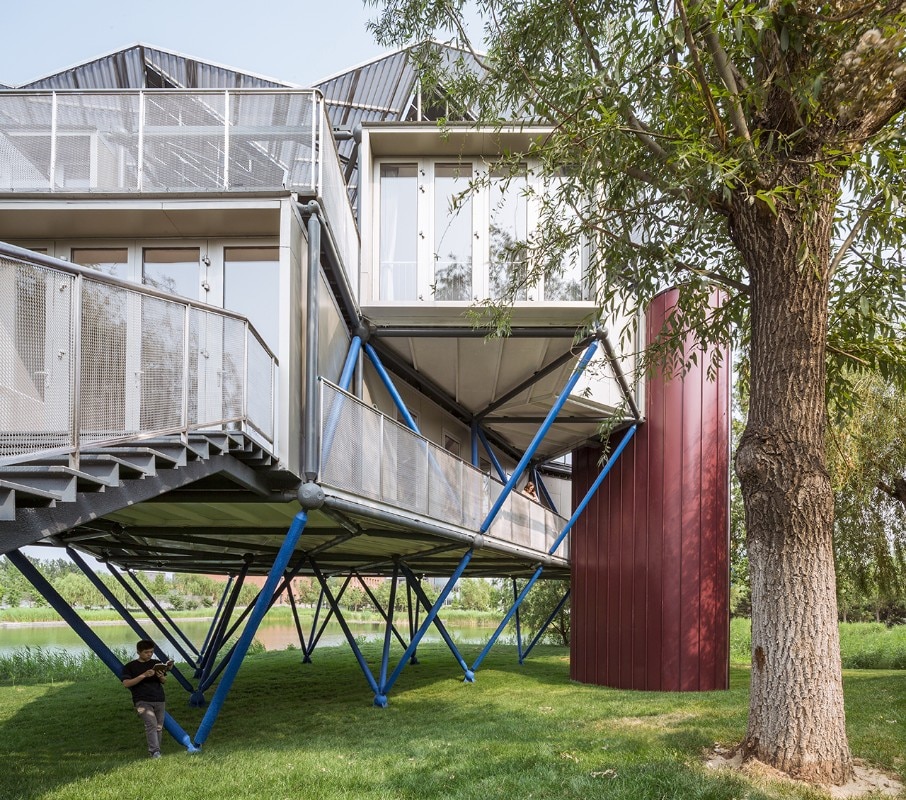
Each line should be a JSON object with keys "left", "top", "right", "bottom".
{"left": 72, "top": 247, "right": 129, "bottom": 279}
{"left": 433, "top": 163, "right": 472, "bottom": 301}
{"left": 489, "top": 168, "right": 529, "bottom": 300}
{"left": 379, "top": 164, "right": 418, "bottom": 300}
{"left": 142, "top": 248, "right": 200, "bottom": 299}
{"left": 224, "top": 246, "right": 280, "bottom": 352}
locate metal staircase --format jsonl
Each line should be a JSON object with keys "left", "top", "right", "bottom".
{"left": 0, "top": 432, "right": 282, "bottom": 554}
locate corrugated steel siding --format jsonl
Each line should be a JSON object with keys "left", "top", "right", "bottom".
{"left": 571, "top": 288, "right": 730, "bottom": 691}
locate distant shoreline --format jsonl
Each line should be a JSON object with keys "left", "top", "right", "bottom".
{"left": 0, "top": 616, "right": 215, "bottom": 629}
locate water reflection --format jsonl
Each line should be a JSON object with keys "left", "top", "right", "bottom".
{"left": 0, "top": 617, "right": 494, "bottom": 657}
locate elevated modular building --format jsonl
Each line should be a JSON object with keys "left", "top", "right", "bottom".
{"left": 0, "top": 43, "right": 729, "bottom": 746}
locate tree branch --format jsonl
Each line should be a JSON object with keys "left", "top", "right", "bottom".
{"left": 829, "top": 193, "right": 883, "bottom": 277}
{"left": 702, "top": 25, "right": 756, "bottom": 157}
{"left": 674, "top": 0, "right": 727, "bottom": 147}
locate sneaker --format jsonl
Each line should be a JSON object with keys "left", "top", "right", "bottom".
{"left": 150, "top": 752, "right": 162, "bottom": 759}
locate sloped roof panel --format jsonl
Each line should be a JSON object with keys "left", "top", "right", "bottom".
{"left": 16, "top": 44, "right": 291, "bottom": 91}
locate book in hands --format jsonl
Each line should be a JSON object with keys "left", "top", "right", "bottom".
{"left": 153, "top": 660, "right": 174, "bottom": 676}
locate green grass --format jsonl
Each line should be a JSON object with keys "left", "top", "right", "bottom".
{"left": 731, "top": 618, "right": 906, "bottom": 669}
{"left": 0, "top": 643, "right": 903, "bottom": 800}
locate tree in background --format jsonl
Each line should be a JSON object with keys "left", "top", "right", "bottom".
{"left": 829, "top": 374, "right": 906, "bottom": 622}
{"left": 368, "top": 0, "right": 906, "bottom": 784}
{"left": 514, "top": 579, "right": 571, "bottom": 647}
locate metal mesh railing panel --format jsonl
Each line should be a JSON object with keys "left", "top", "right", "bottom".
{"left": 79, "top": 280, "right": 133, "bottom": 441}
{"left": 427, "top": 441, "right": 464, "bottom": 526}
{"left": 0, "top": 258, "right": 73, "bottom": 457}
{"left": 0, "top": 90, "right": 328, "bottom": 194}
{"left": 320, "top": 383, "right": 383, "bottom": 501}
{"left": 318, "top": 105, "right": 359, "bottom": 299}
{"left": 139, "top": 295, "right": 186, "bottom": 431}
{"left": 221, "top": 316, "right": 246, "bottom": 424}
{"left": 191, "top": 310, "right": 225, "bottom": 428}
{"left": 1, "top": 252, "right": 277, "bottom": 464}
{"left": 383, "top": 418, "right": 429, "bottom": 514}
{"left": 0, "top": 95, "right": 54, "bottom": 190}
{"left": 318, "top": 383, "right": 567, "bottom": 556}
{"left": 142, "top": 94, "right": 227, "bottom": 191}
{"left": 53, "top": 94, "right": 140, "bottom": 191}
{"left": 229, "top": 92, "right": 316, "bottom": 191}
{"left": 246, "top": 329, "right": 274, "bottom": 442}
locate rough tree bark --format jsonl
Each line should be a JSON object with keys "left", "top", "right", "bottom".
{"left": 734, "top": 171, "right": 854, "bottom": 784}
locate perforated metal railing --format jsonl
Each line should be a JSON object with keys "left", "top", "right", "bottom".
{"left": 0, "top": 246, "right": 276, "bottom": 466}
{"left": 319, "top": 381, "right": 569, "bottom": 559}
{"left": 0, "top": 90, "right": 359, "bottom": 293}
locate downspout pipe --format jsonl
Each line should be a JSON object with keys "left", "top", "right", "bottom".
{"left": 302, "top": 206, "right": 321, "bottom": 482}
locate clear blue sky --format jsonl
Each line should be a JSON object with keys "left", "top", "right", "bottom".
{"left": 0, "top": 0, "right": 390, "bottom": 88}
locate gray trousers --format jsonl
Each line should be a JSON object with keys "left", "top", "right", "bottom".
{"left": 135, "top": 701, "right": 165, "bottom": 756}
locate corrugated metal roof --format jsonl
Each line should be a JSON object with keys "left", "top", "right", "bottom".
{"left": 16, "top": 43, "right": 292, "bottom": 91}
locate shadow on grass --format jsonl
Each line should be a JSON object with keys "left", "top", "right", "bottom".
{"left": 0, "top": 643, "right": 901, "bottom": 800}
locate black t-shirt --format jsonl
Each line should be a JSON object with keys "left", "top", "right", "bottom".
{"left": 122, "top": 658, "right": 166, "bottom": 704}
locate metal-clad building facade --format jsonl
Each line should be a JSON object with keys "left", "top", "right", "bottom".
{"left": 570, "top": 288, "right": 730, "bottom": 691}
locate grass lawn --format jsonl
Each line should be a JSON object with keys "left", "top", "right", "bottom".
{"left": 0, "top": 643, "right": 903, "bottom": 800}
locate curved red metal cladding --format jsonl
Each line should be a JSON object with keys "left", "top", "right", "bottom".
{"left": 571, "top": 288, "right": 730, "bottom": 691}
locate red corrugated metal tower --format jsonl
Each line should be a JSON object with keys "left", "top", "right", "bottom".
{"left": 571, "top": 288, "right": 730, "bottom": 691}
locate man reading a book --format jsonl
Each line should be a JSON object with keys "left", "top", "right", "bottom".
{"left": 121, "top": 639, "right": 171, "bottom": 758}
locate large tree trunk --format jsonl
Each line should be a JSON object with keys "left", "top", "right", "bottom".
{"left": 733, "top": 176, "right": 854, "bottom": 785}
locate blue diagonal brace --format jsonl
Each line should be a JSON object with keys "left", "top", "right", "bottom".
{"left": 67, "top": 548, "right": 195, "bottom": 695}
{"left": 198, "top": 575, "right": 233, "bottom": 664}
{"left": 106, "top": 563, "right": 198, "bottom": 669}
{"left": 286, "top": 576, "right": 308, "bottom": 656}
{"left": 379, "top": 549, "right": 474, "bottom": 704}
{"left": 477, "top": 426, "right": 507, "bottom": 483}
{"left": 304, "top": 587, "right": 326, "bottom": 663}
{"left": 128, "top": 568, "right": 200, "bottom": 658}
{"left": 7, "top": 550, "right": 199, "bottom": 752}
{"left": 365, "top": 342, "right": 420, "bottom": 433}
{"left": 399, "top": 561, "right": 472, "bottom": 681}
{"left": 522, "top": 588, "right": 571, "bottom": 662}
{"left": 196, "top": 560, "right": 250, "bottom": 682}
{"left": 547, "top": 423, "right": 637, "bottom": 557}
{"left": 355, "top": 572, "right": 409, "bottom": 651}
{"left": 472, "top": 565, "right": 544, "bottom": 671}
{"left": 308, "top": 560, "right": 381, "bottom": 697}
{"left": 198, "top": 564, "right": 306, "bottom": 693}
{"left": 339, "top": 335, "right": 363, "bottom": 391}
{"left": 481, "top": 338, "right": 601, "bottom": 533}
{"left": 304, "top": 574, "right": 352, "bottom": 659}
{"left": 378, "top": 564, "right": 399, "bottom": 691}
{"left": 193, "top": 512, "right": 308, "bottom": 746}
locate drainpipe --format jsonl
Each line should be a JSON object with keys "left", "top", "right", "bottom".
{"left": 302, "top": 203, "right": 321, "bottom": 483}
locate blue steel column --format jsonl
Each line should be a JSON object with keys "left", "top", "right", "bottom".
{"left": 198, "top": 575, "right": 233, "bottom": 667}
{"left": 471, "top": 424, "right": 638, "bottom": 672}
{"left": 378, "top": 549, "right": 474, "bottom": 704}
{"left": 7, "top": 550, "right": 199, "bottom": 752}
{"left": 470, "top": 421, "right": 479, "bottom": 467}
{"left": 66, "top": 548, "right": 196, "bottom": 697}
{"left": 377, "top": 565, "right": 399, "bottom": 694}
{"left": 480, "top": 338, "right": 600, "bottom": 534}
{"left": 522, "top": 588, "right": 571, "bottom": 662}
{"left": 512, "top": 578, "right": 524, "bottom": 662}
{"left": 106, "top": 563, "right": 198, "bottom": 668}
{"left": 364, "top": 343, "right": 420, "bottom": 433}
{"left": 194, "top": 511, "right": 308, "bottom": 746}
{"left": 338, "top": 336, "right": 362, "bottom": 391}
{"left": 308, "top": 561, "right": 381, "bottom": 697}
{"left": 127, "top": 569, "right": 200, "bottom": 660}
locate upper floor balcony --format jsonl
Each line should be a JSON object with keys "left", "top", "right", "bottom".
{"left": 0, "top": 88, "right": 358, "bottom": 290}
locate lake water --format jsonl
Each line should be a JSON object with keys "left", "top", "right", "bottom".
{"left": 0, "top": 616, "right": 496, "bottom": 658}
